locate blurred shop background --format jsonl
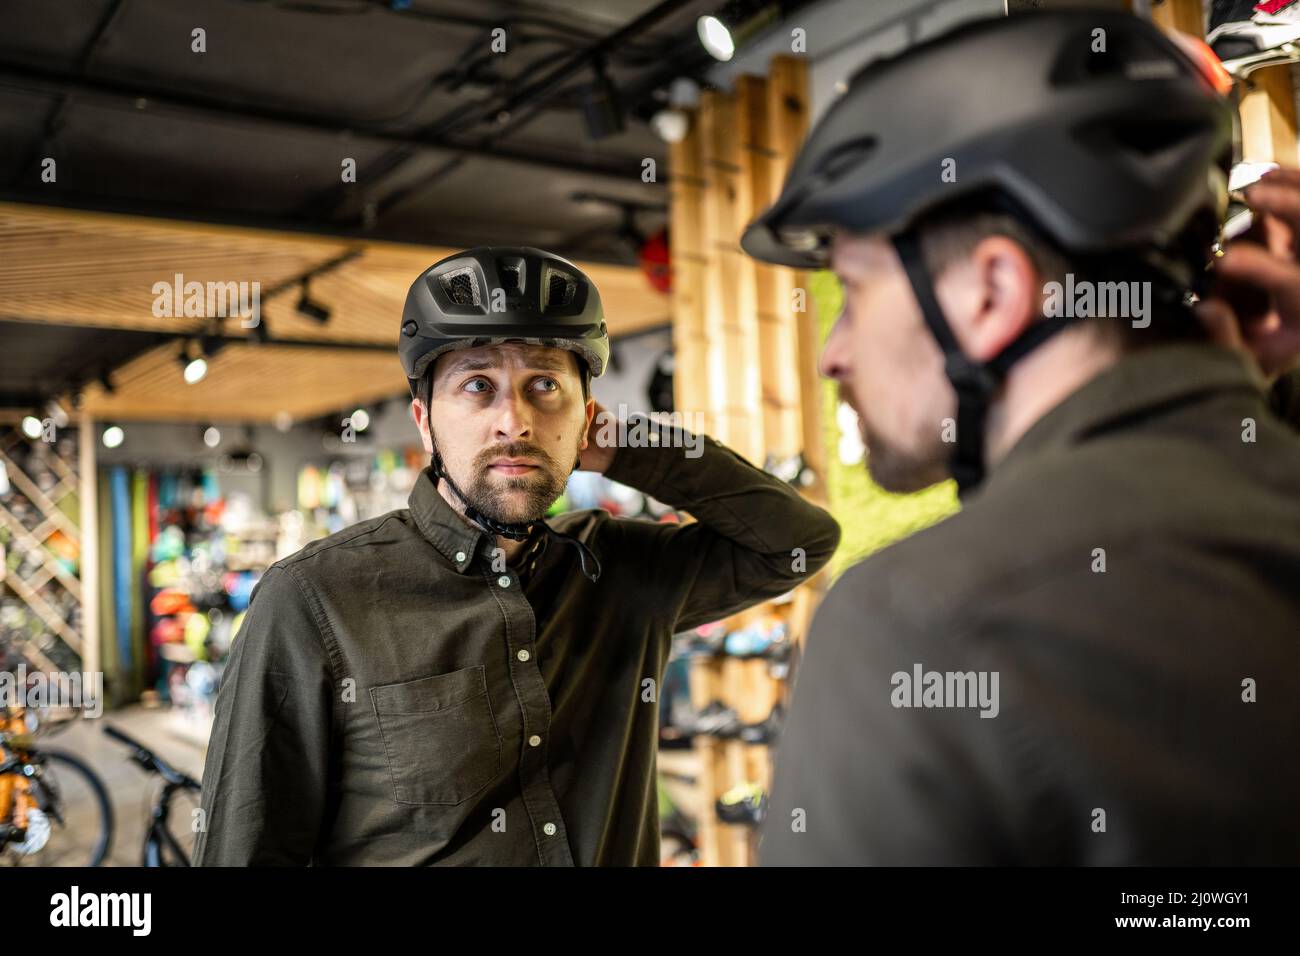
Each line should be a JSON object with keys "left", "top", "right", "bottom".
{"left": 0, "top": 0, "right": 1284, "bottom": 865}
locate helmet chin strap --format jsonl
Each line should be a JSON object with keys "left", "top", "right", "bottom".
{"left": 425, "top": 388, "right": 601, "bottom": 582}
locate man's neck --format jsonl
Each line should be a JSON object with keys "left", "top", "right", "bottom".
{"left": 435, "top": 477, "right": 532, "bottom": 563}
{"left": 982, "top": 327, "right": 1123, "bottom": 467}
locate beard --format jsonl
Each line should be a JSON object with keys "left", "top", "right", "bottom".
{"left": 859, "top": 413, "right": 950, "bottom": 494}
{"left": 454, "top": 440, "right": 572, "bottom": 525}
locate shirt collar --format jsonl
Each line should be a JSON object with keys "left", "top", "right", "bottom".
{"left": 989, "top": 343, "right": 1263, "bottom": 485}
{"left": 408, "top": 466, "right": 486, "bottom": 574}
{"left": 408, "top": 466, "right": 553, "bottom": 576}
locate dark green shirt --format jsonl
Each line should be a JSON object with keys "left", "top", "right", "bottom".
{"left": 194, "top": 417, "right": 839, "bottom": 865}
{"left": 763, "top": 346, "right": 1300, "bottom": 865}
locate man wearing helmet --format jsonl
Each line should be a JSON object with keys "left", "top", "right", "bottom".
{"left": 747, "top": 11, "right": 1300, "bottom": 864}
{"left": 194, "top": 248, "right": 840, "bottom": 866}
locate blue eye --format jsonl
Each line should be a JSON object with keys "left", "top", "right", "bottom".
{"left": 535, "top": 378, "right": 559, "bottom": 392}
{"left": 464, "top": 378, "right": 490, "bottom": 394}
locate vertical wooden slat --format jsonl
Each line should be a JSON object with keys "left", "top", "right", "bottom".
{"left": 669, "top": 126, "right": 708, "bottom": 422}
{"left": 699, "top": 89, "right": 740, "bottom": 451}
{"left": 766, "top": 55, "right": 824, "bottom": 504}
{"left": 730, "top": 76, "right": 768, "bottom": 464}
{"left": 1240, "top": 66, "right": 1300, "bottom": 165}
{"left": 1147, "top": 0, "right": 1203, "bottom": 36}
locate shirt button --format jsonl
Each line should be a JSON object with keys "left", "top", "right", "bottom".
{"left": 543, "top": 823, "right": 557, "bottom": 836}
{"left": 517, "top": 649, "right": 530, "bottom": 662}
{"left": 454, "top": 551, "right": 466, "bottom": 562}
{"left": 529, "top": 734, "right": 542, "bottom": 747}
{"left": 498, "top": 575, "right": 511, "bottom": 588}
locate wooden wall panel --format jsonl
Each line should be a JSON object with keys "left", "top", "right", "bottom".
{"left": 667, "top": 55, "right": 816, "bottom": 868}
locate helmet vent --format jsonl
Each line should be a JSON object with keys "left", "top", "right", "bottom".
{"left": 815, "top": 137, "right": 877, "bottom": 182}
{"left": 439, "top": 267, "right": 482, "bottom": 306}
{"left": 1076, "top": 117, "right": 1205, "bottom": 159}
{"left": 501, "top": 263, "right": 523, "bottom": 294}
{"left": 543, "top": 267, "right": 577, "bottom": 310}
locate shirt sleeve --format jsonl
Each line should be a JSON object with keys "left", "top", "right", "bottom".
{"left": 192, "top": 564, "right": 335, "bottom": 866}
{"left": 1269, "top": 367, "right": 1300, "bottom": 433}
{"left": 602, "top": 415, "right": 841, "bottom": 633}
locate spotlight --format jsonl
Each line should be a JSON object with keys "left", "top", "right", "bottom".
{"left": 581, "top": 57, "right": 625, "bottom": 139}
{"left": 179, "top": 341, "right": 208, "bottom": 384}
{"left": 102, "top": 425, "right": 125, "bottom": 449}
{"left": 183, "top": 355, "right": 208, "bottom": 385}
{"left": 297, "top": 283, "right": 332, "bottom": 324}
{"left": 697, "top": 15, "right": 736, "bottom": 61}
{"left": 650, "top": 108, "right": 690, "bottom": 143}
{"left": 350, "top": 408, "right": 370, "bottom": 432}
{"left": 45, "top": 400, "right": 69, "bottom": 429}
{"left": 698, "top": 2, "right": 782, "bottom": 62}
{"left": 668, "top": 77, "right": 701, "bottom": 109}
{"left": 21, "top": 415, "right": 43, "bottom": 439}
{"left": 203, "top": 426, "right": 221, "bottom": 448}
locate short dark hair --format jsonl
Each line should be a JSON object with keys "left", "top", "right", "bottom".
{"left": 912, "top": 195, "right": 1209, "bottom": 350}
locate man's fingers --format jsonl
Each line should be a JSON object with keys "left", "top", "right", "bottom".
{"left": 1257, "top": 166, "right": 1300, "bottom": 189}
{"left": 1245, "top": 184, "right": 1300, "bottom": 258}
{"left": 1216, "top": 241, "right": 1300, "bottom": 301}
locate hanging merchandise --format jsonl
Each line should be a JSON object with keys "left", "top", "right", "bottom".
{"left": 639, "top": 227, "right": 671, "bottom": 293}
{"left": 183, "top": 611, "right": 211, "bottom": 659}
{"left": 298, "top": 465, "right": 322, "bottom": 510}
{"left": 222, "top": 571, "right": 258, "bottom": 612}
{"left": 110, "top": 467, "right": 133, "bottom": 681}
{"left": 647, "top": 349, "right": 675, "bottom": 414}
{"left": 131, "top": 469, "right": 151, "bottom": 684}
{"left": 96, "top": 467, "right": 121, "bottom": 706}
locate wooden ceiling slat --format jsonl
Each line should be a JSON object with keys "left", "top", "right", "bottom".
{"left": 78, "top": 343, "right": 407, "bottom": 423}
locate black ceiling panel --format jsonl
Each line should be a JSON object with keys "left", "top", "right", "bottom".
{"left": 0, "top": 320, "right": 166, "bottom": 409}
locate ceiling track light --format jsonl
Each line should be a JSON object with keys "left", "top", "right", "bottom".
{"left": 179, "top": 340, "right": 208, "bottom": 385}
{"left": 102, "top": 424, "right": 125, "bottom": 449}
{"left": 698, "top": 1, "right": 783, "bottom": 62}
{"left": 581, "top": 56, "right": 625, "bottom": 140}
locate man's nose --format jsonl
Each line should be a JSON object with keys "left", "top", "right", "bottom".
{"left": 493, "top": 390, "right": 533, "bottom": 440}
{"left": 819, "top": 307, "right": 850, "bottom": 381}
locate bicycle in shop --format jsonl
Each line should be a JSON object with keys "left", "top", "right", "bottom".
{"left": 102, "top": 723, "right": 203, "bottom": 866}
{"left": 0, "top": 702, "right": 114, "bottom": 866}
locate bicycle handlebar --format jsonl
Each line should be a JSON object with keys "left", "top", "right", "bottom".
{"left": 101, "top": 723, "right": 201, "bottom": 790}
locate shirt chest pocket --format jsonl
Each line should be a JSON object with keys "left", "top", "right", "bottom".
{"left": 369, "top": 665, "right": 502, "bottom": 806}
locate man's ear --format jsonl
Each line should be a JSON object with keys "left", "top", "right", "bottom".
{"left": 943, "top": 235, "right": 1039, "bottom": 363}
{"left": 580, "top": 397, "right": 596, "bottom": 450}
{"left": 410, "top": 397, "right": 433, "bottom": 454}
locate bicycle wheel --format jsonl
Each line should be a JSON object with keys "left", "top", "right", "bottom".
{"left": 160, "top": 784, "right": 203, "bottom": 866}
{"left": 0, "top": 749, "right": 114, "bottom": 866}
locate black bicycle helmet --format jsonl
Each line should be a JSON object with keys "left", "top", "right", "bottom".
{"left": 400, "top": 246, "right": 609, "bottom": 397}
{"left": 742, "top": 9, "right": 1234, "bottom": 494}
